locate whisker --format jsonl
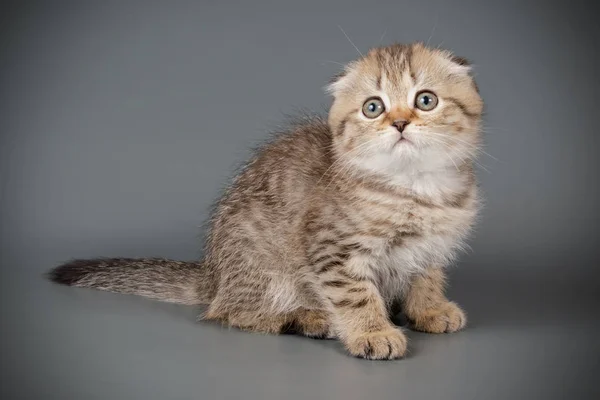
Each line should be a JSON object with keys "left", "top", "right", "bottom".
{"left": 321, "top": 60, "right": 346, "bottom": 67}
{"left": 379, "top": 29, "right": 388, "bottom": 44}
{"left": 425, "top": 130, "right": 499, "bottom": 161}
{"left": 425, "top": 15, "right": 439, "bottom": 47}
{"left": 421, "top": 133, "right": 492, "bottom": 173}
{"left": 323, "top": 138, "right": 382, "bottom": 190}
{"left": 337, "top": 25, "right": 363, "bottom": 57}
{"left": 316, "top": 135, "right": 381, "bottom": 186}
{"left": 425, "top": 136, "right": 461, "bottom": 172}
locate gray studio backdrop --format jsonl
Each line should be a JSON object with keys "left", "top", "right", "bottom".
{"left": 1, "top": 1, "right": 598, "bottom": 400}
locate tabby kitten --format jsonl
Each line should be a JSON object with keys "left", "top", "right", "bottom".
{"left": 50, "top": 42, "right": 483, "bottom": 360}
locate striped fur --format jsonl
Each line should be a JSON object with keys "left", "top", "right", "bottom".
{"left": 49, "top": 43, "right": 483, "bottom": 360}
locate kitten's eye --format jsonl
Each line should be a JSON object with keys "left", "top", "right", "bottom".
{"left": 415, "top": 91, "right": 438, "bottom": 111}
{"left": 362, "top": 97, "right": 385, "bottom": 118}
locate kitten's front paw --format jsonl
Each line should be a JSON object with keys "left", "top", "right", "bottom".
{"left": 410, "top": 301, "right": 466, "bottom": 333}
{"left": 346, "top": 329, "right": 407, "bottom": 360}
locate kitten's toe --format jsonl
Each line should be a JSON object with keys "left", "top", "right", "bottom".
{"left": 409, "top": 301, "right": 467, "bottom": 333}
{"left": 346, "top": 328, "right": 407, "bottom": 360}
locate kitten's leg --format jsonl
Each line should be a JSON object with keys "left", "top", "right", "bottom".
{"left": 316, "top": 258, "right": 407, "bottom": 359}
{"left": 289, "top": 308, "right": 334, "bottom": 339}
{"left": 231, "top": 312, "right": 294, "bottom": 334}
{"left": 204, "top": 266, "right": 331, "bottom": 336}
{"left": 206, "top": 306, "right": 332, "bottom": 337}
{"left": 402, "top": 266, "right": 466, "bottom": 333}
{"left": 205, "top": 305, "right": 293, "bottom": 334}
{"left": 203, "top": 264, "right": 295, "bottom": 334}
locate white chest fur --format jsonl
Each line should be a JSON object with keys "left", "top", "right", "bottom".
{"left": 339, "top": 161, "right": 479, "bottom": 302}
{"left": 367, "top": 230, "right": 464, "bottom": 302}
{"left": 366, "top": 189, "right": 477, "bottom": 302}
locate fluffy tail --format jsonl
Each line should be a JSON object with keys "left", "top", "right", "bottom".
{"left": 48, "top": 258, "right": 214, "bottom": 305}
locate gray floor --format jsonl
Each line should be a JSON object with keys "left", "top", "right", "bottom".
{"left": 2, "top": 1, "right": 600, "bottom": 399}
{"left": 1, "top": 255, "right": 598, "bottom": 400}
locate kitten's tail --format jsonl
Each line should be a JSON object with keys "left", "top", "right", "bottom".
{"left": 48, "top": 258, "right": 215, "bottom": 305}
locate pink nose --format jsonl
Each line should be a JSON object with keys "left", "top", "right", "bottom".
{"left": 392, "top": 119, "right": 409, "bottom": 132}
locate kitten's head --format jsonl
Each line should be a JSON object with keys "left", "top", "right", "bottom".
{"left": 327, "top": 43, "right": 483, "bottom": 175}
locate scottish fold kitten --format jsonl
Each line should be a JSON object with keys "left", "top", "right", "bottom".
{"left": 50, "top": 42, "right": 483, "bottom": 360}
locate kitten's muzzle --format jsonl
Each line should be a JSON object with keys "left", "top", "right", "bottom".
{"left": 392, "top": 119, "right": 409, "bottom": 133}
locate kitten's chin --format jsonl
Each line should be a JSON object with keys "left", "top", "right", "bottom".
{"left": 394, "top": 137, "right": 412, "bottom": 146}
{"left": 350, "top": 150, "right": 418, "bottom": 178}
{"left": 347, "top": 132, "right": 457, "bottom": 177}
{"left": 391, "top": 139, "right": 420, "bottom": 159}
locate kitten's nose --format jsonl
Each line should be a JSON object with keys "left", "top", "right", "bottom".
{"left": 392, "top": 119, "right": 409, "bottom": 133}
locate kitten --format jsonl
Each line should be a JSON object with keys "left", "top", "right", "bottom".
{"left": 49, "top": 42, "right": 483, "bottom": 360}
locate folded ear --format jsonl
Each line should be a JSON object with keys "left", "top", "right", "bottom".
{"left": 448, "top": 54, "right": 480, "bottom": 93}
{"left": 325, "top": 68, "right": 352, "bottom": 96}
{"left": 325, "top": 70, "right": 347, "bottom": 92}
{"left": 452, "top": 54, "right": 471, "bottom": 65}
{"left": 447, "top": 54, "right": 473, "bottom": 76}
{"left": 324, "top": 60, "right": 361, "bottom": 96}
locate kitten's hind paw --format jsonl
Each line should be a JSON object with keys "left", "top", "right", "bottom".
{"left": 409, "top": 301, "right": 467, "bottom": 333}
{"left": 290, "top": 309, "right": 335, "bottom": 339}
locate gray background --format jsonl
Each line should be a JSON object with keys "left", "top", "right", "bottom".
{"left": 1, "top": 0, "right": 599, "bottom": 399}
